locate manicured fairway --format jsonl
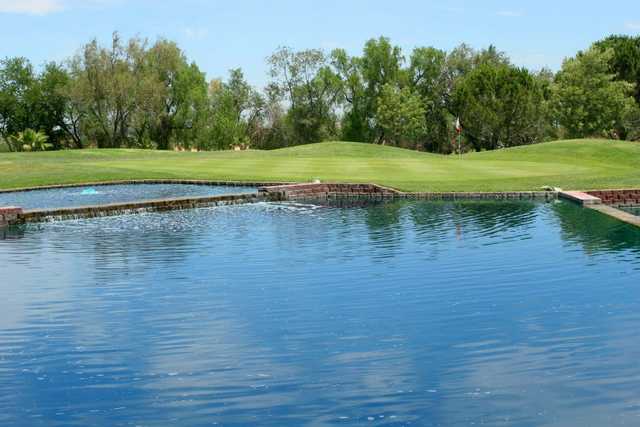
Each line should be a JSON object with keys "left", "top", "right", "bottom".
{"left": 1, "top": 139, "right": 639, "bottom": 192}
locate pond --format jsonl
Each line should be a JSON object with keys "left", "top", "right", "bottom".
{"left": 621, "top": 206, "right": 640, "bottom": 217}
{"left": 1, "top": 200, "right": 640, "bottom": 426}
{"left": 0, "top": 183, "right": 257, "bottom": 210}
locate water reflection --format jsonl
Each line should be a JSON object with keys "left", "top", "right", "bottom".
{"left": 552, "top": 201, "right": 640, "bottom": 255}
{"left": 0, "top": 200, "right": 639, "bottom": 426}
{"left": 0, "top": 225, "right": 24, "bottom": 240}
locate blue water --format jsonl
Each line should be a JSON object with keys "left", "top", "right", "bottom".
{"left": 1, "top": 200, "right": 640, "bottom": 427}
{"left": 0, "top": 184, "right": 257, "bottom": 210}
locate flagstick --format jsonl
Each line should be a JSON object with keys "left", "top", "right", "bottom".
{"left": 455, "top": 117, "right": 462, "bottom": 160}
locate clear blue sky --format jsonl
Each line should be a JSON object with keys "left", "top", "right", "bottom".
{"left": 1, "top": 0, "right": 639, "bottom": 87}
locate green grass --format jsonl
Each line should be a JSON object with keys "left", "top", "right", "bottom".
{"left": 1, "top": 139, "right": 639, "bottom": 192}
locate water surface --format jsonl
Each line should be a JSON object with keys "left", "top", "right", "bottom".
{"left": 620, "top": 206, "right": 640, "bottom": 217}
{"left": 1, "top": 200, "right": 640, "bottom": 426}
{"left": 0, "top": 184, "right": 256, "bottom": 210}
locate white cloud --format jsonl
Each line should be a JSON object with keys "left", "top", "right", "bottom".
{"left": 184, "top": 27, "right": 209, "bottom": 40}
{"left": 626, "top": 21, "right": 640, "bottom": 30}
{"left": 497, "top": 10, "right": 524, "bottom": 17}
{"left": 0, "top": 0, "right": 64, "bottom": 14}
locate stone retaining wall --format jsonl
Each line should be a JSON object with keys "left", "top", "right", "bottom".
{"left": 586, "top": 190, "right": 640, "bottom": 207}
{"left": 260, "top": 182, "right": 398, "bottom": 200}
{"left": 0, "top": 207, "right": 23, "bottom": 227}
{"left": 10, "top": 193, "right": 274, "bottom": 225}
{"left": 399, "top": 191, "right": 554, "bottom": 201}
{"left": 260, "top": 183, "right": 555, "bottom": 201}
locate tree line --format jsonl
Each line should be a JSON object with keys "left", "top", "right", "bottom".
{"left": 1, "top": 33, "right": 639, "bottom": 152}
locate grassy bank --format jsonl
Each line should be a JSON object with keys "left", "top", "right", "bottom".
{"left": 1, "top": 139, "right": 639, "bottom": 192}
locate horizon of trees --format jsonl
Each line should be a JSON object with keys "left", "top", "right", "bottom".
{"left": 1, "top": 33, "right": 639, "bottom": 153}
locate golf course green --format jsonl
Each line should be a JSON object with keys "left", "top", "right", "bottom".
{"left": 1, "top": 139, "right": 638, "bottom": 192}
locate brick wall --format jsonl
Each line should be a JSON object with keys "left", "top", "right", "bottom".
{"left": 260, "top": 183, "right": 399, "bottom": 200}
{"left": 586, "top": 190, "right": 640, "bottom": 207}
{"left": 260, "top": 183, "right": 555, "bottom": 201}
{"left": 0, "top": 207, "right": 23, "bottom": 227}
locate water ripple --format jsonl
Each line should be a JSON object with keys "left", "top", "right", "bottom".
{"left": 1, "top": 200, "right": 639, "bottom": 426}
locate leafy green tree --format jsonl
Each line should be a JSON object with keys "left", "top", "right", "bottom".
{"left": 376, "top": 84, "right": 425, "bottom": 148}
{"left": 65, "top": 34, "right": 208, "bottom": 149}
{"left": 249, "top": 83, "right": 294, "bottom": 149}
{"left": 206, "top": 77, "right": 248, "bottom": 150}
{"left": 0, "top": 57, "right": 36, "bottom": 147}
{"left": 330, "top": 48, "right": 367, "bottom": 142}
{"left": 360, "top": 37, "right": 405, "bottom": 143}
{"left": 531, "top": 68, "right": 559, "bottom": 141}
{"left": 443, "top": 44, "right": 510, "bottom": 107}
{"left": 201, "top": 69, "right": 264, "bottom": 150}
{"left": 0, "top": 58, "right": 71, "bottom": 150}
{"left": 35, "top": 63, "right": 75, "bottom": 148}
{"left": 198, "top": 68, "right": 265, "bottom": 150}
{"left": 594, "top": 35, "right": 640, "bottom": 104}
{"left": 144, "top": 39, "right": 208, "bottom": 149}
{"left": 443, "top": 44, "right": 474, "bottom": 84}
{"left": 332, "top": 37, "right": 405, "bottom": 144}
{"left": 474, "top": 45, "right": 511, "bottom": 67}
{"left": 552, "top": 47, "right": 636, "bottom": 139}
{"left": 67, "top": 33, "right": 147, "bottom": 148}
{"left": 408, "top": 47, "right": 452, "bottom": 152}
{"left": 453, "top": 63, "right": 547, "bottom": 151}
{"left": 268, "top": 47, "right": 341, "bottom": 144}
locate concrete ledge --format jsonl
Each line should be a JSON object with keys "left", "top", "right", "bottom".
{"left": 558, "top": 191, "right": 602, "bottom": 206}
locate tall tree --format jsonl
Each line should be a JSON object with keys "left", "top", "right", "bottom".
{"left": 268, "top": 47, "right": 341, "bottom": 144}
{"left": 35, "top": 63, "right": 74, "bottom": 148}
{"left": 408, "top": 47, "right": 451, "bottom": 152}
{"left": 552, "top": 47, "right": 636, "bottom": 139}
{"left": 330, "top": 48, "right": 367, "bottom": 142}
{"left": 67, "top": 33, "right": 146, "bottom": 148}
{"left": 375, "top": 84, "right": 425, "bottom": 148}
{"left": 453, "top": 63, "right": 547, "bottom": 151}
{"left": 144, "top": 39, "right": 208, "bottom": 149}
{"left": 594, "top": 35, "right": 640, "bottom": 104}
{"left": 0, "top": 58, "right": 70, "bottom": 149}
{"left": 0, "top": 57, "right": 36, "bottom": 146}
{"left": 205, "top": 69, "right": 262, "bottom": 150}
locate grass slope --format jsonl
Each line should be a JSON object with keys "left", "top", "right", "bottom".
{"left": 0, "top": 139, "right": 639, "bottom": 192}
